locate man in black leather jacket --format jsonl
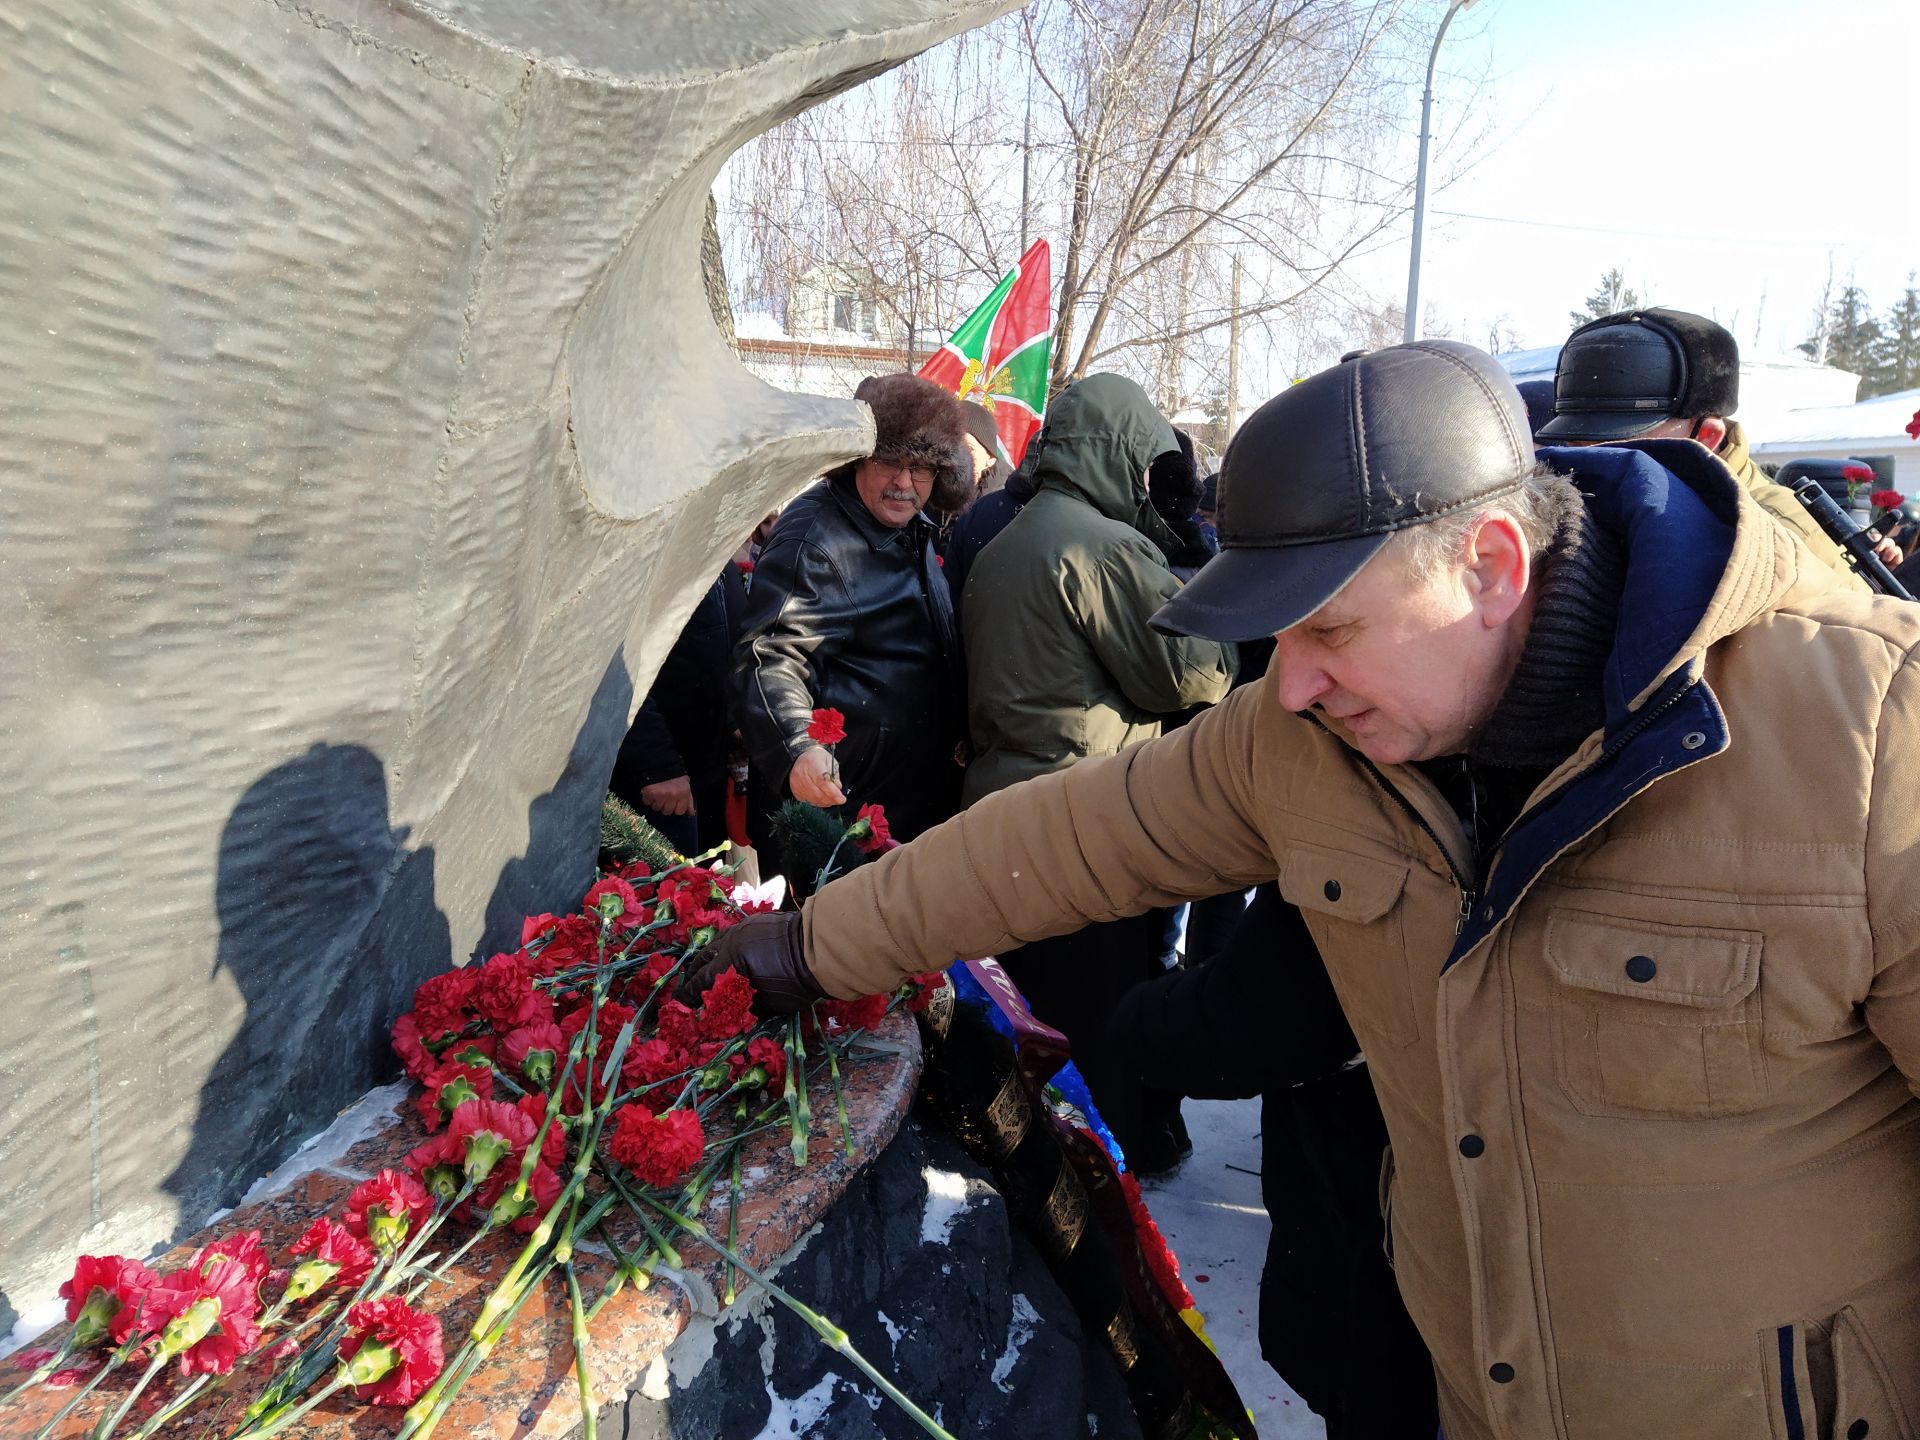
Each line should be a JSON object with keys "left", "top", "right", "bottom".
{"left": 733, "top": 373, "right": 974, "bottom": 862}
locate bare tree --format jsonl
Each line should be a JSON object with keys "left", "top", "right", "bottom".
{"left": 720, "top": 0, "right": 1448, "bottom": 412}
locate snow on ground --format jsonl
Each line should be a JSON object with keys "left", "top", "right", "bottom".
{"left": 1140, "top": 1097, "right": 1325, "bottom": 1440}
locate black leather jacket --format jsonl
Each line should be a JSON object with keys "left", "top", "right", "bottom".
{"left": 733, "top": 473, "right": 963, "bottom": 842}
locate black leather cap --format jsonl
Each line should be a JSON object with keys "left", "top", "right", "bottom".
{"left": 1536, "top": 308, "right": 1739, "bottom": 442}
{"left": 1153, "top": 341, "right": 1532, "bottom": 641}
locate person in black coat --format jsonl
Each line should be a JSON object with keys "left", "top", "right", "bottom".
{"left": 609, "top": 565, "right": 746, "bottom": 857}
{"left": 734, "top": 374, "right": 972, "bottom": 864}
{"left": 1111, "top": 887, "right": 1439, "bottom": 1439}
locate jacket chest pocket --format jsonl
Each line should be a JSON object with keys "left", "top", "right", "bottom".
{"left": 1546, "top": 907, "right": 1765, "bottom": 1119}
{"left": 1278, "top": 845, "right": 1419, "bottom": 1049}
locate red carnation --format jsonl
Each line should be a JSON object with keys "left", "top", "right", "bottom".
{"left": 807, "top": 707, "right": 847, "bottom": 745}
{"left": 902, "top": 972, "right": 946, "bottom": 1014}
{"left": 584, "top": 876, "right": 642, "bottom": 925}
{"left": 529, "top": 913, "right": 598, "bottom": 975}
{"left": 482, "top": 1159, "right": 564, "bottom": 1233}
{"left": 515, "top": 1092, "right": 567, "bottom": 1166}
{"left": 605, "top": 1104, "right": 706, "bottom": 1187}
{"left": 343, "top": 1170, "right": 433, "bottom": 1252}
{"left": 521, "top": 913, "right": 560, "bottom": 946}
{"left": 471, "top": 951, "right": 548, "bottom": 1032}
{"left": 698, "top": 968, "right": 756, "bottom": 1040}
{"left": 822, "top": 992, "right": 889, "bottom": 1032}
{"left": 189, "top": 1230, "right": 270, "bottom": 1288}
{"left": 390, "top": 1013, "right": 436, "bottom": 1083}
{"left": 501, "top": 1019, "right": 564, "bottom": 1086}
{"left": 851, "top": 802, "right": 892, "bottom": 855}
{"left": 285, "top": 1218, "right": 375, "bottom": 1301}
{"left": 746, "top": 1035, "right": 787, "bottom": 1090}
{"left": 338, "top": 1297, "right": 443, "bottom": 1406}
{"left": 1871, "top": 488, "right": 1905, "bottom": 513}
{"left": 1907, "top": 408, "right": 1920, "bottom": 442}
{"left": 409, "top": 968, "right": 478, "bottom": 1044}
{"left": 402, "top": 1133, "right": 466, "bottom": 1203}
{"left": 141, "top": 1258, "right": 262, "bottom": 1376}
{"left": 59, "top": 1255, "right": 157, "bottom": 1348}
{"left": 449, "top": 1098, "right": 537, "bottom": 1185}
{"left": 558, "top": 998, "right": 636, "bottom": 1050}
{"left": 415, "top": 1059, "right": 492, "bottom": 1132}
{"left": 656, "top": 999, "right": 699, "bottom": 1054}
{"left": 621, "top": 1036, "right": 687, "bottom": 1092}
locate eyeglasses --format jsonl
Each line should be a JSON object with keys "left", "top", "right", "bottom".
{"left": 871, "top": 457, "right": 936, "bottom": 486}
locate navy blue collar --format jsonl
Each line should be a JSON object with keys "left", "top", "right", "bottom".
{"left": 1536, "top": 440, "right": 1738, "bottom": 732}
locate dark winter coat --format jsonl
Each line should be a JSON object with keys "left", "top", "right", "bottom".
{"left": 941, "top": 464, "right": 1039, "bottom": 625}
{"left": 959, "top": 374, "right": 1236, "bottom": 803}
{"left": 609, "top": 567, "right": 745, "bottom": 853}
{"left": 733, "top": 473, "right": 963, "bottom": 843}
{"left": 1112, "top": 885, "right": 1439, "bottom": 1437}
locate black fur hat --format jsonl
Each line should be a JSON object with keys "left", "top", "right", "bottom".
{"left": 1537, "top": 308, "right": 1740, "bottom": 442}
{"left": 851, "top": 373, "right": 974, "bottom": 515}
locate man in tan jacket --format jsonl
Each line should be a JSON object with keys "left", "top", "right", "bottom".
{"left": 696, "top": 340, "right": 1920, "bottom": 1439}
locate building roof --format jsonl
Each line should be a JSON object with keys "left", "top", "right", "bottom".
{"left": 1748, "top": 387, "right": 1920, "bottom": 449}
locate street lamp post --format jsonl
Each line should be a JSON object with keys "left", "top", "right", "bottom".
{"left": 1403, "top": 0, "right": 1476, "bottom": 343}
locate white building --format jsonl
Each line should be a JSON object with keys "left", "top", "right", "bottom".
{"left": 733, "top": 267, "right": 930, "bottom": 398}
{"left": 1748, "top": 388, "right": 1920, "bottom": 488}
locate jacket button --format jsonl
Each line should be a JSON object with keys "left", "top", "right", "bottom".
{"left": 1625, "top": 955, "right": 1657, "bottom": 983}
{"left": 1458, "top": 1134, "right": 1485, "bottom": 1158}
{"left": 1489, "top": 1362, "right": 1515, "bottom": 1384}
{"left": 1682, "top": 730, "right": 1706, "bottom": 750}
{"left": 1848, "top": 1423, "right": 1870, "bottom": 1440}
{"left": 1324, "top": 879, "right": 1341, "bottom": 902}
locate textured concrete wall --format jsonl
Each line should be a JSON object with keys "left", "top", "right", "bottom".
{"left": 0, "top": 0, "right": 1009, "bottom": 1324}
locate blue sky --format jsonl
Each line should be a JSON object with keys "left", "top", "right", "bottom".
{"left": 1367, "top": 0, "right": 1920, "bottom": 359}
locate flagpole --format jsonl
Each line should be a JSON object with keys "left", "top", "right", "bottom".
{"left": 1019, "top": 66, "right": 1033, "bottom": 252}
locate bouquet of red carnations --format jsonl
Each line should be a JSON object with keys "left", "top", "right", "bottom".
{"left": 7, "top": 826, "right": 947, "bottom": 1440}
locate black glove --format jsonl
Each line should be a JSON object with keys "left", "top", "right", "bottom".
{"left": 681, "top": 911, "right": 825, "bottom": 1014}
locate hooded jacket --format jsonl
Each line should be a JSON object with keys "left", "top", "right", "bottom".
{"left": 802, "top": 441, "right": 1920, "bottom": 1440}
{"left": 958, "top": 375, "right": 1236, "bottom": 804}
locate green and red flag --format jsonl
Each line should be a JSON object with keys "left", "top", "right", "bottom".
{"left": 918, "top": 238, "right": 1051, "bottom": 467}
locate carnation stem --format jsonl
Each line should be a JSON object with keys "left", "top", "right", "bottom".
{"left": 129, "top": 1373, "right": 213, "bottom": 1440}
{"left": 238, "top": 1371, "right": 347, "bottom": 1439}
{"left": 28, "top": 1347, "right": 124, "bottom": 1440}
{"left": 88, "top": 1350, "right": 167, "bottom": 1440}
{"left": 564, "top": 1263, "right": 596, "bottom": 1440}
{"left": 825, "top": 1032, "right": 856, "bottom": 1160}
{"left": 0, "top": 1332, "right": 76, "bottom": 1410}
{"left": 723, "top": 1147, "right": 742, "bottom": 1306}
{"left": 635, "top": 1195, "right": 956, "bottom": 1440}
{"left": 784, "top": 1018, "right": 810, "bottom": 1168}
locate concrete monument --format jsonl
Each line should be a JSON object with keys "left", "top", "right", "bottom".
{"left": 0, "top": 0, "right": 1010, "bottom": 1325}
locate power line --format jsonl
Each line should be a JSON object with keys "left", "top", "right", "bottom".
{"left": 1427, "top": 206, "right": 1854, "bottom": 251}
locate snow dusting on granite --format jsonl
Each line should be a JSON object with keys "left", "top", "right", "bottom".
{"left": 989, "top": 1293, "right": 1040, "bottom": 1393}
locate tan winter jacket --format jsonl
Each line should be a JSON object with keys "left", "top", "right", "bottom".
{"left": 803, "top": 444, "right": 1920, "bottom": 1439}
{"left": 1721, "top": 419, "right": 1869, "bottom": 589}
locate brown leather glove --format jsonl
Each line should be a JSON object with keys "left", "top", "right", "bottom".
{"left": 681, "top": 911, "right": 825, "bottom": 1014}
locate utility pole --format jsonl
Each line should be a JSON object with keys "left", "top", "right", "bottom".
{"left": 1226, "top": 253, "right": 1242, "bottom": 442}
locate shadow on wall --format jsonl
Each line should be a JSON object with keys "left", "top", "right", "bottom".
{"left": 161, "top": 652, "right": 634, "bottom": 1234}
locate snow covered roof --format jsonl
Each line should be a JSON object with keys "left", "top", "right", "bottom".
{"left": 1749, "top": 387, "right": 1920, "bottom": 449}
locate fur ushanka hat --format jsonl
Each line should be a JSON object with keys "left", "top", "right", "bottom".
{"left": 846, "top": 373, "right": 975, "bottom": 516}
